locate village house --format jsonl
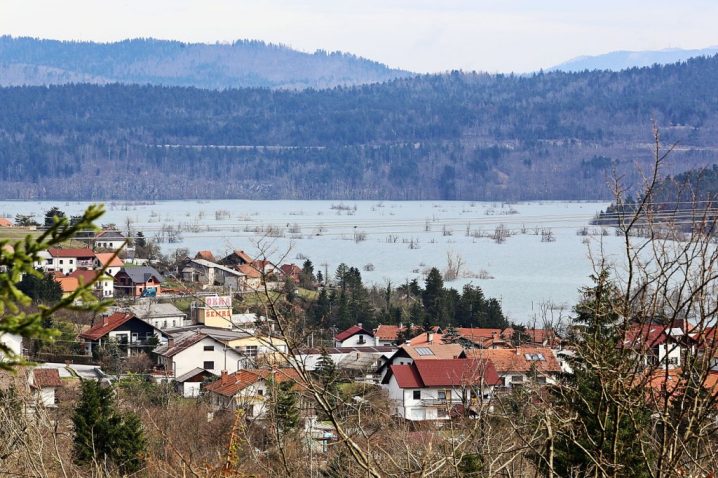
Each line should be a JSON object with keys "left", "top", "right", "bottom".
{"left": 381, "top": 358, "right": 500, "bottom": 421}
{"left": 90, "top": 229, "right": 127, "bottom": 251}
{"left": 204, "top": 368, "right": 304, "bottom": 418}
{"left": 406, "top": 328, "right": 513, "bottom": 349}
{"left": 93, "top": 252, "right": 124, "bottom": 276}
{"left": 68, "top": 269, "right": 115, "bottom": 298}
{"left": 462, "top": 347, "right": 563, "bottom": 388}
{"left": 293, "top": 346, "right": 396, "bottom": 378}
{"left": 173, "top": 367, "right": 217, "bottom": 397}
{"left": 218, "top": 250, "right": 254, "bottom": 268}
{"left": 153, "top": 330, "right": 246, "bottom": 381}
{"left": 235, "top": 264, "right": 264, "bottom": 292}
{"left": 114, "top": 266, "right": 164, "bottom": 298}
{"left": 29, "top": 368, "right": 62, "bottom": 407}
{"left": 127, "top": 302, "right": 188, "bottom": 329}
{"left": 38, "top": 247, "right": 95, "bottom": 275}
{"left": 622, "top": 323, "right": 693, "bottom": 370}
{"left": 280, "top": 263, "right": 302, "bottom": 283}
{"left": 79, "top": 312, "right": 167, "bottom": 356}
{"left": 334, "top": 324, "right": 375, "bottom": 347}
{"left": 0, "top": 217, "right": 13, "bottom": 227}
{"left": 181, "top": 258, "right": 245, "bottom": 289}
{"left": 376, "top": 342, "right": 464, "bottom": 381}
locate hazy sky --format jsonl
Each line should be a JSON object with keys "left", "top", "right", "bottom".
{"left": 2, "top": 0, "right": 717, "bottom": 73}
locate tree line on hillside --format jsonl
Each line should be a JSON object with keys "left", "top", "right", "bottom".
{"left": 1, "top": 56, "right": 718, "bottom": 199}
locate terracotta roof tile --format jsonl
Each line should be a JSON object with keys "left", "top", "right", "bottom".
{"left": 47, "top": 247, "right": 95, "bottom": 258}
{"left": 375, "top": 325, "right": 402, "bottom": 341}
{"left": 195, "top": 250, "right": 216, "bottom": 262}
{"left": 236, "top": 263, "right": 262, "bottom": 278}
{"left": 0, "top": 218, "right": 12, "bottom": 227}
{"left": 464, "top": 347, "right": 562, "bottom": 374}
{"left": 94, "top": 252, "right": 124, "bottom": 268}
{"left": 55, "top": 276, "right": 79, "bottom": 293}
{"left": 387, "top": 359, "right": 500, "bottom": 388}
{"left": 205, "top": 368, "right": 301, "bottom": 397}
{"left": 79, "top": 312, "right": 136, "bottom": 341}
{"left": 401, "top": 343, "right": 464, "bottom": 360}
{"left": 32, "top": 368, "right": 62, "bottom": 388}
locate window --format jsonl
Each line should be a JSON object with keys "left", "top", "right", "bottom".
{"left": 69, "top": 259, "right": 74, "bottom": 264}
{"left": 245, "top": 345, "right": 258, "bottom": 358}
{"left": 204, "top": 345, "right": 215, "bottom": 351}
{"left": 257, "top": 389, "right": 264, "bottom": 396}
{"left": 415, "top": 347, "right": 434, "bottom": 356}
{"left": 524, "top": 353, "right": 545, "bottom": 361}
{"left": 413, "top": 390, "right": 421, "bottom": 400}
{"left": 203, "top": 361, "right": 215, "bottom": 370}
{"left": 59, "top": 259, "right": 64, "bottom": 264}
{"left": 438, "top": 390, "right": 446, "bottom": 400}
{"left": 511, "top": 375, "right": 524, "bottom": 383}
{"left": 357, "top": 335, "right": 366, "bottom": 344}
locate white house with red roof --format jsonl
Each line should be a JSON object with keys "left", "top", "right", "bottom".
{"left": 462, "top": 347, "right": 562, "bottom": 388}
{"left": 29, "top": 368, "right": 63, "bottom": 407}
{"left": 153, "top": 331, "right": 245, "bottom": 381}
{"left": 381, "top": 358, "right": 500, "bottom": 421}
{"left": 622, "top": 323, "right": 692, "bottom": 369}
{"left": 334, "top": 324, "right": 374, "bottom": 347}
{"left": 38, "top": 247, "right": 95, "bottom": 275}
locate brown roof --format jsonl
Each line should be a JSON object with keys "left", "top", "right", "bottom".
{"left": 195, "top": 250, "right": 216, "bottom": 262}
{"left": 0, "top": 218, "right": 12, "bottom": 227}
{"left": 32, "top": 368, "right": 62, "bottom": 388}
{"left": 387, "top": 359, "right": 500, "bottom": 388}
{"left": 237, "top": 263, "right": 262, "bottom": 278}
{"left": 154, "top": 332, "right": 210, "bottom": 358}
{"left": 79, "top": 312, "right": 136, "bottom": 341}
{"left": 68, "top": 269, "right": 110, "bottom": 285}
{"left": 401, "top": 343, "right": 464, "bottom": 360}
{"left": 205, "top": 368, "right": 301, "bottom": 397}
{"left": 375, "top": 325, "right": 402, "bottom": 341}
{"left": 94, "top": 252, "right": 124, "bottom": 268}
{"left": 463, "top": 347, "right": 562, "bottom": 374}
{"left": 229, "top": 250, "right": 253, "bottom": 263}
{"left": 48, "top": 247, "right": 95, "bottom": 258}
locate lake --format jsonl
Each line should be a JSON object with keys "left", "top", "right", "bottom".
{"left": 1, "top": 199, "right": 627, "bottom": 323}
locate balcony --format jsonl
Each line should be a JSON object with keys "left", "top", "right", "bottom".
{"left": 421, "top": 398, "right": 453, "bottom": 406}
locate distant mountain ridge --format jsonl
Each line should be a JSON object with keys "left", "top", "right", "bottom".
{"left": 551, "top": 47, "right": 718, "bottom": 72}
{"left": 0, "top": 36, "right": 412, "bottom": 89}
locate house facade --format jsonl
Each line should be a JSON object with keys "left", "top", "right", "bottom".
{"left": 381, "top": 359, "right": 500, "bottom": 421}
{"left": 128, "top": 302, "right": 188, "bottom": 329}
{"left": 29, "top": 368, "right": 62, "bottom": 407}
{"left": 114, "top": 266, "right": 164, "bottom": 298}
{"left": 79, "top": 312, "right": 166, "bottom": 356}
{"left": 154, "top": 332, "right": 246, "bottom": 379}
{"left": 40, "top": 248, "right": 95, "bottom": 275}
{"left": 334, "top": 324, "right": 374, "bottom": 347}
{"left": 94, "top": 252, "right": 124, "bottom": 276}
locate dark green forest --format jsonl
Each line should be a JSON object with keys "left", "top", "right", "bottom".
{"left": 2, "top": 55, "right": 718, "bottom": 200}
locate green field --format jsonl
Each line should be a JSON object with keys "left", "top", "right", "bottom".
{"left": 0, "top": 227, "right": 40, "bottom": 243}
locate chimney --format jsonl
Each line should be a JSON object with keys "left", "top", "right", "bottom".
{"left": 358, "top": 322, "right": 363, "bottom": 329}
{"left": 220, "top": 370, "right": 229, "bottom": 383}
{"left": 103, "top": 315, "right": 109, "bottom": 326}
{"left": 427, "top": 332, "right": 433, "bottom": 344}
{"left": 167, "top": 336, "right": 175, "bottom": 348}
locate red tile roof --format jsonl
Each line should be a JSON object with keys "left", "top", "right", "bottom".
{"left": 623, "top": 324, "right": 671, "bottom": 350}
{"left": 464, "top": 347, "right": 562, "bottom": 374}
{"left": 401, "top": 343, "right": 464, "bottom": 360}
{"left": 0, "top": 218, "right": 12, "bottom": 227}
{"left": 48, "top": 247, "right": 95, "bottom": 258}
{"left": 236, "top": 263, "right": 262, "bottom": 278}
{"left": 195, "top": 250, "right": 216, "bottom": 262}
{"left": 388, "top": 359, "right": 500, "bottom": 388}
{"left": 94, "top": 252, "right": 124, "bottom": 268}
{"left": 205, "top": 368, "right": 301, "bottom": 397}
{"left": 79, "top": 312, "right": 136, "bottom": 341}
{"left": 335, "top": 325, "right": 373, "bottom": 342}
{"left": 68, "top": 269, "right": 108, "bottom": 286}
{"left": 375, "top": 325, "right": 402, "bottom": 341}
{"left": 32, "top": 368, "right": 62, "bottom": 388}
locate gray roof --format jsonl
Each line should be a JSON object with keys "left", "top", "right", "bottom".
{"left": 175, "top": 367, "right": 216, "bottom": 383}
{"left": 119, "top": 266, "right": 165, "bottom": 284}
{"left": 163, "top": 325, "right": 254, "bottom": 342}
{"left": 189, "top": 258, "right": 245, "bottom": 277}
{"left": 128, "top": 302, "right": 187, "bottom": 320}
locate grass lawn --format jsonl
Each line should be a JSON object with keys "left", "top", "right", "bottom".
{"left": 0, "top": 227, "right": 40, "bottom": 243}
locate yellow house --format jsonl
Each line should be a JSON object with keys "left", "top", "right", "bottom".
{"left": 225, "top": 334, "right": 289, "bottom": 366}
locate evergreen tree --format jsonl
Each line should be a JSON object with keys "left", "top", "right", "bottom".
{"left": 546, "top": 270, "right": 651, "bottom": 477}
{"left": 16, "top": 273, "right": 62, "bottom": 304}
{"left": 271, "top": 379, "right": 300, "bottom": 435}
{"left": 422, "top": 268, "right": 446, "bottom": 323}
{"left": 44, "top": 207, "right": 66, "bottom": 227}
{"left": 73, "top": 380, "right": 146, "bottom": 474}
{"left": 315, "top": 350, "right": 339, "bottom": 416}
{"left": 443, "top": 325, "right": 460, "bottom": 344}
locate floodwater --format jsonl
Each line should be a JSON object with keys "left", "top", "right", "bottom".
{"left": 1, "top": 199, "right": 629, "bottom": 323}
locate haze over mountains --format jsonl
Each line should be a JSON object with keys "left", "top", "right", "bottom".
{"left": 2, "top": 54, "right": 718, "bottom": 201}
{"left": 551, "top": 47, "right": 718, "bottom": 72}
{"left": 0, "top": 36, "right": 411, "bottom": 90}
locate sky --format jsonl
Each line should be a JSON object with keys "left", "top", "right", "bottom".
{"left": 2, "top": 0, "right": 718, "bottom": 73}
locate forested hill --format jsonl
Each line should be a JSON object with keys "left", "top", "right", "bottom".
{"left": 0, "top": 36, "right": 411, "bottom": 90}
{"left": 2, "top": 55, "right": 718, "bottom": 200}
